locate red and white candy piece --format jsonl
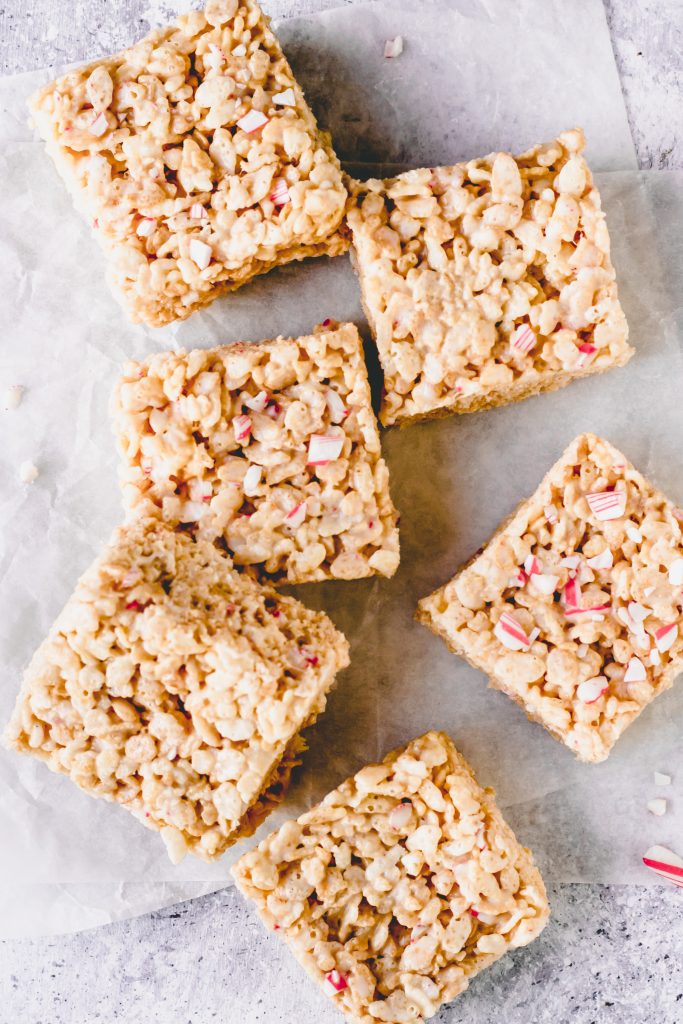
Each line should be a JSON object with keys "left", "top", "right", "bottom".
{"left": 627, "top": 601, "right": 648, "bottom": 626}
{"left": 563, "top": 576, "right": 582, "bottom": 611}
{"left": 523, "top": 554, "right": 540, "bottom": 576}
{"left": 576, "top": 675, "right": 608, "bottom": 704}
{"left": 668, "top": 558, "right": 683, "bottom": 586}
{"left": 236, "top": 109, "right": 268, "bottom": 133}
{"left": 232, "top": 414, "right": 252, "bottom": 442}
{"left": 642, "top": 845, "right": 683, "bottom": 887}
{"left": 586, "top": 548, "right": 613, "bottom": 570}
{"left": 308, "top": 434, "right": 344, "bottom": 465}
{"left": 585, "top": 489, "right": 626, "bottom": 521}
{"left": 511, "top": 324, "right": 536, "bottom": 355}
{"left": 624, "top": 656, "right": 646, "bottom": 683}
{"left": 560, "top": 555, "right": 581, "bottom": 571}
{"left": 530, "top": 572, "right": 559, "bottom": 595}
{"left": 626, "top": 524, "right": 642, "bottom": 544}
{"left": 189, "top": 203, "right": 207, "bottom": 220}
{"left": 654, "top": 622, "right": 678, "bottom": 652}
{"left": 323, "top": 970, "right": 348, "bottom": 995}
{"left": 272, "top": 87, "right": 296, "bottom": 106}
{"left": 389, "top": 802, "right": 412, "bottom": 829}
{"left": 136, "top": 218, "right": 156, "bottom": 237}
{"left": 89, "top": 111, "right": 108, "bottom": 137}
{"left": 494, "top": 612, "right": 534, "bottom": 651}
{"left": 270, "top": 178, "right": 290, "bottom": 207}
{"left": 244, "top": 390, "right": 269, "bottom": 413}
{"left": 326, "top": 389, "right": 349, "bottom": 424}
{"left": 384, "top": 35, "right": 404, "bottom": 58}
{"left": 544, "top": 505, "right": 558, "bottom": 525}
{"left": 575, "top": 342, "right": 597, "bottom": 368}
{"left": 284, "top": 501, "right": 306, "bottom": 530}
{"left": 189, "top": 238, "right": 212, "bottom": 270}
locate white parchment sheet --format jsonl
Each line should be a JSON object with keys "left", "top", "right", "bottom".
{"left": 1, "top": 0, "right": 680, "bottom": 937}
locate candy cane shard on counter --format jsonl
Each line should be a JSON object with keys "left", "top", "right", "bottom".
{"left": 642, "top": 845, "right": 683, "bottom": 887}
{"left": 346, "top": 130, "right": 632, "bottom": 426}
{"left": 417, "top": 433, "right": 683, "bottom": 763}
{"left": 111, "top": 321, "right": 400, "bottom": 585}
{"left": 3, "top": 519, "right": 350, "bottom": 863}
{"left": 233, "top": 732, "right": 549, "bottom": 1023}
{"left": 28, "top": 0, "right": 349, "bottom": 327}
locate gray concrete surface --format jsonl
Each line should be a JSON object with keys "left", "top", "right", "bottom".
{"left": 0, "top": 1, "right": 681, "bottom": 1022}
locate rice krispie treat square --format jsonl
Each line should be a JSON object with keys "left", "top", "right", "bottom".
{"left": 232, "top": 731, "right": 549, "bottom": 1024}
{"left": 3, "top": 518, "right": 349, "bottom": 862}
{"left": 418, "top": 434, "right": 683, "bottom": 763}
{"left": 112, "top": 321, "right": 400, "bottom": 584}
{"left": 29, "top": 0, "right": 348, "bottom": 327}
{"left": 346, "top": 129, "right": 632, "bottom": 426}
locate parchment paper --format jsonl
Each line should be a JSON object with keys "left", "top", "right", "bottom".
{"left": 2, "top": 0, "right": 680, "bottom": 938}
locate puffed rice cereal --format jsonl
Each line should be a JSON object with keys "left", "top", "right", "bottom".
{"left": 29, "top": 0, "right": 348, "bottom": 326}
{"left": 111, "top": 320, "right": 400, "bottom": 584}
{"left": 3, "top": 518, "right": 350, "bottom": 861}
{"left": 346, "top": 130, "right": 632, "bottom": 425}
{"left": 418, "top": 433, "right": 683, "bottom": 763}
{"left": 233, "top": 731, "right": 549, "bottom": 1024}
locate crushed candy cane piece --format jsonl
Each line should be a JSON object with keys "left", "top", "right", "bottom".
{"left": 531, "top": 573, "right": 559, "bottom": 595}
{"left": 389, "top": 802, "right": 412, "bottom": 829}
{"left": 324, "top": 970, "right": 348, "bottom": 995}
{"left": 560, "top": 555, "right": 581, "bottom": 571}
{"left": 232, "top": 414, "right": 252, "bottom": 442}
{"left": 576, "top": 676, "right": 608, "bottom": 703}
{"left": 624, "top": 656, "right": 646, "bottom": 683}
{"left": 668, "top": 558, "right": 683, "bottom": 586}
{"left": 189, "top": 203, "right": 207, "bottom": 219}
{"left": 647, "top": 798, "right": 667, "bottom": 817}
{"left": 232, "top": 43, "right": 247, "bottom": 57}
{"left": 577, "top": 644, "right": 589, "bottom": 658}
{"left": 654, "top": 622, "right": 678, "bottom": 652}
{"left": 544, "top": 505, "right": 558, "bottom": 525}
{"left": 493, "top": 611, "right": 532, "bottom": 651}
{"left": 627, "top": 602, "right": 648, "bottom": 624}
{"left": 524, "top": 555, "right": 541, "bottom": 575}
{"left": 284, "top": 501, "right": 307, "bottom": 530}
{"left": 575, "top": 342, "right": 597, "bottom": 368}
{"left": 626, "top": 524, "right": 642, "bottom": 544}
{"left": 586, "top": 548, "right": 613, "bottom": 570}
{"left": 384, "top": 35, "right": 404, "bottom": 58}
{"left": 236, "top": 109, "right": 268, "bottom": 133}
{"left": 136, "top": 218, "right": 156, "bottom": 237}
{"left": 649, "top": 648, "right": 661, "bottom": 666}
{"left": 563, "top": 577, "right": 582, "bottom": 611}
{"left": 189, "top": 238, "right": 212, "bottom": 270}
{"left": 585, "top": 489, "right": 626, "bottom": 521}
{"left": 509, "top": 568, "right": 527, "bottom": 588}
{"left": 642, "top": 844, "right": 683, "bottom": 887}
{"left": 19, "top": 460, "right": 39, "bottom": 484}
{"left": 270, "top": 177, "right": 290, "bottom": 207}
{"left": 528, "top": 627, "right": 540, "bottom": 643}
{"left": 654, "top": 771, "right": 672, "bottom": 787}
{"left": 243, "top": 464, "right": 262, "bottom": 495}
{"left": 325, "top": 389, "right": 348, "bottom": 424}
{"left": 89, "top": 111, "right": 108, "bottom": 137}
{"left": 3, "top": 384, "right": 23, "bottom": 411}
{"left": 643, "top": 585, "right": 655, "bottom": 597}
{"left": 244, "top": 390, "right": 269, "bottom": 413}
{"left": 189, "top": 479, "right": 212, "bottom": 502}
{"left": 308, "top": 434, "right": 344, "bottom": 465}
{"left": 511, "top": 323, "right": 536, "bottom": 355}
{"left": 272, "top": 87, "right": 296, "bottom": 106}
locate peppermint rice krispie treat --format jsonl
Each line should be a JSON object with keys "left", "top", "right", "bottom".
{"left": 418, "top": 434, "right": 683, "bottom": 763}
{"left": 112, "top": 321, "right": 400, "bottom": 584}
{"left": 29, "top": 0, "right": 348, "bottom": 326}
{"left": 233, "top": 731, "right": 549, "bottom": 1024}
{"left": 4, "top": 518, "right": 349, "bottom": 862}
{"left": 346, "top": 130, "right": 632, "bottom": 426}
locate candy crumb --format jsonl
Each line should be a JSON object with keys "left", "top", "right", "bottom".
{"left": 19, "top": 460, "right": 39, "bottom": 484}
{"left": 3, "top": 384, "right": 23, "bottom": 411}
{"left": 384, "top": 36, "right": 404, "bottom": 58}
{"left": 647, "top": 798, "right": 667, "bottom": 817}
{"left": 654, "top": 771, "right": 672, "bottom": 787}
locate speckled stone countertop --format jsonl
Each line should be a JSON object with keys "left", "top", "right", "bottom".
{"left": 0, "top": 1, "right": 681, "bottom": 1022}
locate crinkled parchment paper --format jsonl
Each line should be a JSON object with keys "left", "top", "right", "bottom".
{"left": 2, "top": 0, "right": 680, "bottom": 938}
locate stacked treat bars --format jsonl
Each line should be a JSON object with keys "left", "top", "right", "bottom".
{"left": 5, "top": 0, "right": 682, "bottom": 1020}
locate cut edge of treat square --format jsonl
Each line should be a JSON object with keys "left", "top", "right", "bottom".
{"left": 232, "top": 730, "right": 550, "bottom": 1023}
{"left": 3, "top": 518, "right": 350, "bottom": 862}
{"left": 417, "top": 433, "right": 683, "bottom": 764}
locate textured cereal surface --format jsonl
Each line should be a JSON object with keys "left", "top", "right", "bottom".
{"left": 346, "top": 130, "right": 632, "bottom": 425}
{"left": 233, "top": 731, "right": 549, "bottom": 1024}
{"left": 29, "top": 0, "right": 348, "bottom": 326}
{"left": 3, "top": 518, "right": 349, "bottom": 862}
{"left": 112, "top": 321, "right": 400, "bottom": 584}
{"left": 418, "top": 433, "right": 683, "bottom": 763}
